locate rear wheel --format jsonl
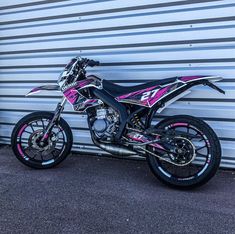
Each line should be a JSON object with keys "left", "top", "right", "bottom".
{"left": 147, "top": 115, "right": 221, "bottom": 188}
{"left": 11, "top": 112, "right": 73, "bottom": 169}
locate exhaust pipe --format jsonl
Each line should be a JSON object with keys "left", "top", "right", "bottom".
{"left": 98, "top": 142, "right": 137, "bottom": 156}
{"left": 92, "top": 137, "right": 136, "bottom": 156}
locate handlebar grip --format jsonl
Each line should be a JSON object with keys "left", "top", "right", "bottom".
{"left": 88, "top": 60, "right": 100, "bottom": 67}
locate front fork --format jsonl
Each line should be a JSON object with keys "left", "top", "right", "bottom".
{"left": 41, "top": 97, "right": 67, "bottom": 142}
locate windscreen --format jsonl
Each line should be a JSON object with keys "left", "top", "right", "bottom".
{"left": 65, "top": 58, "right": 77, "bottom": 71}
{"left": 57, "top": 58, "right": 78, "bottom": 87}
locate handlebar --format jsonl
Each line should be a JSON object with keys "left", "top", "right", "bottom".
{"left": 78, "top": 57, "right": 100, "bottom": 67}
{"left": 87, "top": 59, "right": 100, "bottom": 67}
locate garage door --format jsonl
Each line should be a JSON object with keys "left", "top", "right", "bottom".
{"left": 0, "top": 0, "right": 235, "bottom": 168}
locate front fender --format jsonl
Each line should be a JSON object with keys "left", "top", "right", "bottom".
{"left": 26, "top": 85, "right": 60, "bottom": 96}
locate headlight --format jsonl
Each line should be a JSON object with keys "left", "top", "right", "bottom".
{"left": 57, "top": 71, "right": 68, "bottom": 88}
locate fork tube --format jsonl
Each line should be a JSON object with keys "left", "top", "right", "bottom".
{"left": 41, "top": 97, "right": 67, "bottom": 140}
{"left": 60, "top": 96, "right": 67, "bottom": 107}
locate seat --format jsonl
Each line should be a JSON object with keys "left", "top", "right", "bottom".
{"left": 103, "top": 77, "right": 178, "bottom": 97}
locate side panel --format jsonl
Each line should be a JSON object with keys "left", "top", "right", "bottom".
{"left": 116, "top": 81, "right": 186, "bottom": 107}
{"left": 62, "top": 78, "right": 102, "bottom": 112}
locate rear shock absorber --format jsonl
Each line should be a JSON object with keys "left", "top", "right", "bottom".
{"left": 131, "top": 113, "right": 145, "bottom": 129}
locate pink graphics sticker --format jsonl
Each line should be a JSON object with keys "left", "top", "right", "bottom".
{"left": 127, "top": 132, "right": 165, "bottom": 151}
{"left": 74, "top": 98, "right": 101, "bottom": 112}
{"left": 63, "top": 78, "right": 102, "bottom": 112}
{"left": 62, "top": 79, "right": 95, "bottom": 105}
{"left": 116, "top": 84, "right": 173, "bottom": 108}
{"left": 18, "top": 124, "right": 27, "bottom": 137}
{"left": 180, "top": 76, "right": 204, "bottom": 82}
{"left": 63, "top": 89, "right": 78, "bottom": 104}
{"left": 17, "top": 144, "right": 24, "bottom": 157}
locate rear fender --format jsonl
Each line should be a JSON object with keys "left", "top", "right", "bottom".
{"left": 26, "top": 85, "right": 60, "bottom": 96}
{"left": 145, "top": 76, "right": 225, "bottom": 127}
{"left": 156, "top": 76, "right": 225, "bottom": 112}
{"left": 180, "top": 75, "right": 222, "bottom": 83}
{"left": 181, "top": 76, "right": 225, "bottom": 94}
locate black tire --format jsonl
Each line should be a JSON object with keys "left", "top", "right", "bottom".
{"left": 147, "top": 115, "right": 221, "bottom": 189}
{"left": 11, "top": 111, "right": 73, "bottom": 169}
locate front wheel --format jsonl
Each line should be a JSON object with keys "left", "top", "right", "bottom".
{"left": 11, "top": 112, "right": 73, "bottom": 169}
{"left": 147, "top": 115, "right": 221, "bottom": 189}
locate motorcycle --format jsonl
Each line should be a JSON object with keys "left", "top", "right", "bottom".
{"left": 11, "top": 57, "right": 225, "bottom": 188}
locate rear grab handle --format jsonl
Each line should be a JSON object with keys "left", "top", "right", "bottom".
{"left": 203, "top": 81, "right": 225, "bottom": 95}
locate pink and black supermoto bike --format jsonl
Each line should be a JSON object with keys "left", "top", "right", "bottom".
{"left": 11, "top": 57, "right": 225, "bottom": 188}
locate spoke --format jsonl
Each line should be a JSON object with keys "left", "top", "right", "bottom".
{"left": 57, "top": 139, "right": 65, "bottom": 143}
{"left": 190, "top": 133, "right": 201, "bottom": 140}
{"left": 41, "top": 119, "right": 45, "bottom": 130}
{"left": 24, "top": 130, "right": 33, "bottom": 134}
{"left": 182, "top": 145, "right": 187, "bottom": 150}
{"left": 57, "top": 129, "right": 63, "bottom": 134}
{"left": 196, "top": 145, "right": 207, "bottom": 152}
{"left": 56, "top": 131, "right": 63, "bottom": 138}
{"left": 30, "top": 124, "right": 35, "bottom": 132}
{"left": 196, "top": 152, "right": 208, "bottom": 158}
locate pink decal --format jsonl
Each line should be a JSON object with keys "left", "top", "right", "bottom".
{"left": 116, "top": 85, "right": 159, "bottom": 101}
{"left": 116, "top": 83, "right": 173, "bottom": 108}
{"left": 63, "top": 78, "right": 95, "bottom": 104}
{"left": 127, "top": 133, "right": 165, "bottom": 151}
{"left": 127, "top": 134, "right": 143, "bottom": 143}
{"left": 117, "top": 90, "right": 142, "bottom": 100}
{"left": 31, "top": 87, "right": 41, "bottom": 92}
{"left": 42, "top": 133, "right": 49, "bottom": 140}
{"left": 84, "top": 99, "right": 96, "bottom": 104}
{"left": 151, "top": 143, "right": 165, "bottom": 150}
{"left": 17, "top": 144, "right": 24, "bottom": 157}
{"left": 180, "top": 76, "right": 204, "bottom": 82}
{"left": 64, "top": 89, "right": 78, "bottom": 104}
{"left": 171, "top": 123, "right": 188, "bottom": 127}
{"left": 79, "top": 79, "right": 92, "bottom": 88}
{"left": 63, "top": 79, "right": 93, "bottom": 92}
{"left": 147, "top": 86, "right": 170, "bottom": 107}
{"left": 18, "top": 124, "right": 27, "bottom": 136}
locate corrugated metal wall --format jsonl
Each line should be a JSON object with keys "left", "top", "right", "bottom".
{"left": 0, "top": 0, "right": 235, "bottom": 168}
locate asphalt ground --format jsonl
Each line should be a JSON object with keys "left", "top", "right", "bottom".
{"left": 0, "top": 145, "right": 235, "bottom": 234}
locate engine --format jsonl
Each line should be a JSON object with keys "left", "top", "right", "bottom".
{"left": 91, "top": 107, "right": 119, "bottom": 140}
